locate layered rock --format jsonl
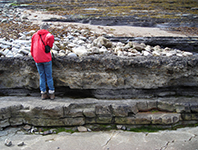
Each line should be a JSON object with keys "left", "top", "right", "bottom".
{"left": 1, "top": 55, "right": 198, "bottom": 98}
{"left": 0, "top": 96, "right": 198, "bottom": 129}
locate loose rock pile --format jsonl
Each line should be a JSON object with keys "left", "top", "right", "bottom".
{"left": 0, "top": 4, "right": 194, "bottom": 58}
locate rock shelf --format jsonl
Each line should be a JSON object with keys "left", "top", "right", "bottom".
{"left": 0, "top": 96, "right": 198, "bottom": 129}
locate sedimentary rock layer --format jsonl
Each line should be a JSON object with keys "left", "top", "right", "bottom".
{"left": 0, "top": 96, "right": 198, "bottom": 129}
{"left": 1, "top": 55, "right": 198, "bottom": 98}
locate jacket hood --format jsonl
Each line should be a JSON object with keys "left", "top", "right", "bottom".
{"left": 37, "top": 29, "right": 49, "bottom": 35}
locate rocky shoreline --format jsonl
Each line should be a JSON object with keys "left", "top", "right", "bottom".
{"left": 1, "top": 4, "right": 198, "bottom": 99}
{"left": 0, "top": 4, "right": 198, "bottom": 58}
{"left": 1, "top": 3, "right": 198, "bottom": 147}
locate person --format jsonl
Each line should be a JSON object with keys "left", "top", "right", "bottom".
{"left": 31, "top": 23, "right": 55, "bottom": 100}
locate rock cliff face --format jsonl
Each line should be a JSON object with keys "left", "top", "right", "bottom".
{"left": 1, "top": 55, "right": 198, "bottom": 98}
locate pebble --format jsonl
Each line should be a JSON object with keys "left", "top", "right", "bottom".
{"left": 4, "top": 139, "right": 12, "bottom": 147}
{"left": 23, "top": 124, "right": 32, "bottom": 131}
{"left": 17, "top": 141, "right": 25, "bottom": 146}
{"left": 77, "top": 126, "right": 88, "bottom": 132}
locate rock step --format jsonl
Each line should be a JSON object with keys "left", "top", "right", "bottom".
{"left": 0, "top": 96, "right": 198, "bottom": 129}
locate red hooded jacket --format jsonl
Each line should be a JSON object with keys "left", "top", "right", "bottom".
{"left": 31, "top": 29, "right": 54, "bottom": 63}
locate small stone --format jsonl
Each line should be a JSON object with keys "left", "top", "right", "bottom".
{"left": 72, "top": 46, "right": 88, "bottom": 57}
{"left": 152, "top": 51, "right": 160, "bottom": 56}
{"left": 5, "top": 139, "right": 12, "bottom": 147}
{"left": 145, "top": 45, "right": 152, "bottom": 52}
{"left": 121, "top": 126, "right": 127, "bottom": 130}
{"left": 183, "top": 52, "right": 193, "bottom": 56}
{"left": 17, "top": 141, "right": 25, "bottom": 146}
{"left": 87, "top": 128, "right": 92, "bottom": 132}
{"left": 116, "top": 125, "right": 123, "bottom": 130}
{"left": 77, "top": 126, "right": 87, "bottom": 132}
{"left": 117, "top": 50, "right": 123, "bottom": 57}
{"left": 23, "top": 125, "right": 31, "bottom": 131}
{"left": 176, "top": 53, "right": 183, "bottom": 57}
{"left": 142, "top": 51, "right": 151, "bottom": 56}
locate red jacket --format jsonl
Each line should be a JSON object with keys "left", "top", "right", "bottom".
{"left": 31, "top": 29, "right": 54, "bottom": 63}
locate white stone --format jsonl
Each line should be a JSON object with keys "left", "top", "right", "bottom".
{"left": 116, "top": 42, "right": 125, "bottom": 47}
{"left": 51, "top": 50, "right": 58, "bottom": 56}
{"left": 123, "top": 51, "right": 128, "bottom": 56}
{"left": 19, "top": 49, "right": 30, "bottom": 55}
{"left": 58, "top": 52, "right": 66, "bottom": 56}
{"left": 0, "top": 44, "right": 10, "bottom": 49}
{"left": 142, "top": 51, "right": 151, "bottom": 56}
{"left": 129, "top": 48, "right": 138, "bottom": 53}
{"left": 145, "top": 45, "right": 152, "bottom": 52}
{"left": 99, "top": 46, "right": 108, "bottom": 54}
{"left": 5, "top": 51, "right": 14, "bottom": 57}
{"left": 79, "top": 36, "right": 87, "bottom": 41}
{"left": 152, "top": 51, "right": 160, "bottom": 56}
{"left": 117, "top": 50, "right": 123, "bottom": 56}
{"left": 12, "top": 47, "right": 20, "bottom": 55}
{"left": 72, "top": 46, "right": 88, "bottom": 57}
{"left": 68, "top": 43, "right": 76, "bottom": 48}
{"left": 154, "top": 45, "right": 161, "bottom": 51}
{"left": 166, "top": 52, "right": 174, "bottom": 57}
{"left": 14, "top": 54, "right": 23, "bottom": 57}
{"left": 54, "top": 41, "right": 59, "bottom": 45}
{"left": 128, "top": 52, "right": 136, "bottom": 57}
{"left": 67, "top": 52, "right": 77, "bottom": 57}
{"left": 77, "top": 40, "right": 85, "bottom": 45}
{"left": 114, "top": 46, "right": 123, "bottom": 53}
{"left": 176, "top": 53, "right": 183, "bottom": 57}
{"left": 0, "top": 40, "right": 12, "bottom": 46}
{"left": 52, "top": 44, "right": 59, "bottom": 51}
{"left": 183, "top": 52, "right": 193, "bottom": 56}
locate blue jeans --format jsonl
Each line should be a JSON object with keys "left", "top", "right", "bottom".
{"left": 36, "top": 61, "right": 54, "bottom": 93}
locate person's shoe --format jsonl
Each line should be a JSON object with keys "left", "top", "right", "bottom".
{"left": 49, "top": 93, "right": 55, "bottom": 100}
{"left": 41, "top": 93, "right": 48, "bottom": 100}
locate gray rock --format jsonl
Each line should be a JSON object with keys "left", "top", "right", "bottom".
{"left": 17, "top": 141, "right": 25, "bottom": 146}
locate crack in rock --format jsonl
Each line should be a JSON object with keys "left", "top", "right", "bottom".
{"left": 188, "top": 134, "right": 197, "bottom": 142}
{"left": 160, "top": 140, "right": 174, "bottom": 150}
{"left": 102, "top": 131, "right": 119, "bottom": 149}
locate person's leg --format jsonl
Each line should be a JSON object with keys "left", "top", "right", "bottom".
{"left": 43, "top": 61, "right": 55, "bottom": 99}
{"left": 36, "top": 63, "right": 48, "bottom": 99}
